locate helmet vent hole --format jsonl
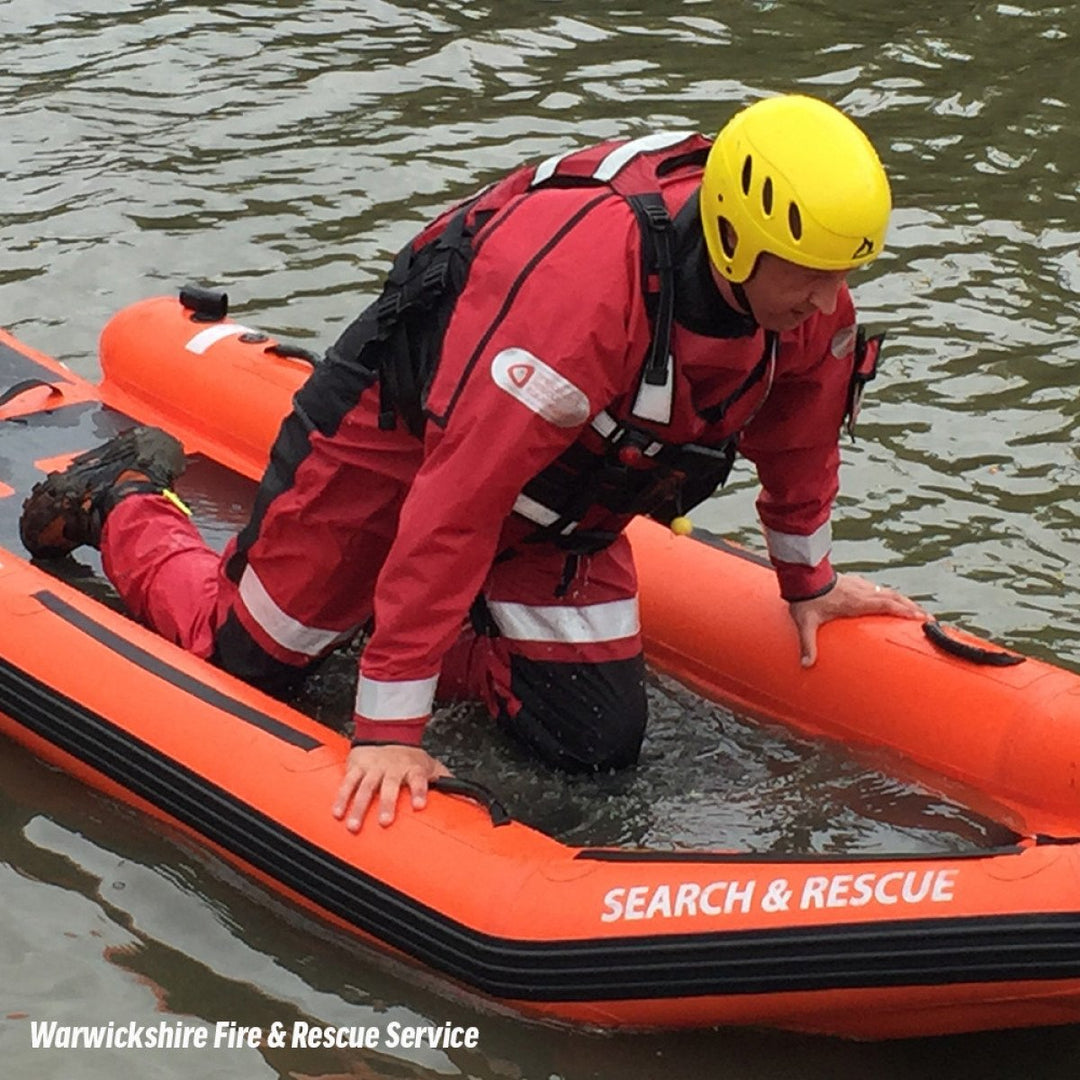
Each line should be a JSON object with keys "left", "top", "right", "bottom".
{"left": 788, "top": 202, "right": 802, "bottom": 241}
{"left": 741, "top": 155, "right": 753, "bottom": 196}
{"left": 762, "top": 177, "right": 773, "bottom": 216}
{"left": 718, "top": 216, "right": 738, "bottom": 260}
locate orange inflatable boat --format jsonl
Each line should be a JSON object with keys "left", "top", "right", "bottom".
{"left": 2, "top": 291, "right": 1080, "bottom": 1041}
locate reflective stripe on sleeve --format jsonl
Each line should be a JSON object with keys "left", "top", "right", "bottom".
{"left": 356, "top": 674, "right": 439, "bottom": 721}
{"left": 763, "top": 520, "right": 832, "bottom": 567}
{"left": 487, "top": 598, "right": 640, "bottom": 644}
{"left": 238, "top": 566, "right": 350, "bottom": 657}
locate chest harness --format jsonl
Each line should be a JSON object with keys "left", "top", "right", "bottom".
{"left": 324, "top": 132, "right": 782, "bottom": 563}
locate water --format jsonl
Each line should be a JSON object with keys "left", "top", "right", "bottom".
{"left": 1, "top": 1, "right": 1079, "bottom": 1076}
{"left": 306, "top": 661, "right": 1017, "bottom": 853}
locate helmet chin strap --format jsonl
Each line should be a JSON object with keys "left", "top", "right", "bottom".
{"left": 709, "top": 256, "right": 758, "bottom": 323}
{"left": 731, "top": 280, "right": 756, "bottom": 321}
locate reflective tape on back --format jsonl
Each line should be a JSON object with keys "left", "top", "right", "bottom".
{"left": 592, "top": 131, "right": 697, "bottom": 181}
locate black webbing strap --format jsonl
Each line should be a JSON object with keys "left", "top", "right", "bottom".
{"left": 0, "top": 378, "right": 60, "bottom": 410}
{"left": 627, "top": 193, "right": 676, "bottom": 388}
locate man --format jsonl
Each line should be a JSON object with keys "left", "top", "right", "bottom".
{"left": 20, "top": 94, "right": 925, "bottom": 831}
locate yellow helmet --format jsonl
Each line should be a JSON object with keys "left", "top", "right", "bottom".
{"left": 700, "top": 94, "right": 891, "bottom": 283}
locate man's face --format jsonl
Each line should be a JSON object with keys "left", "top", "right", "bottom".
{"left": 738, "top": 254, "right": 848, "bottom": 333}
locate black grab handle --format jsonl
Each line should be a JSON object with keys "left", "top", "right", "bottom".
{"left": 0, "top": 378, "right": 61, "bottom": 409}
{"left": 922, "top": 620, "right": 1025, "bottom": 668}
{"left": 430, "top": 776, "right": 512, "bottom": 827}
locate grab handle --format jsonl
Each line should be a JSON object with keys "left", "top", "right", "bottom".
{"left": 922, "top": 620, "right": 1025, "bottom": 668}
{"left": 430, "top": 776, "right": 512, "bottom": 827}
{"left": 0, "top": 378, "right": 63, "bottom": 410}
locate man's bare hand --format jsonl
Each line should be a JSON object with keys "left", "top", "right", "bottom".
{"left": 331, "top": 743, "right": 450, "bottom": 831}
{"left": 789, "top": 573, "right": 927, "bottom": 667}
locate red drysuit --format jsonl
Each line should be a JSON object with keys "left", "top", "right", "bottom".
{"left": 101, "top": 132, "right": 870, "bottom": 769}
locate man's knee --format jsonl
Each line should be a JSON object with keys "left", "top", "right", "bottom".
{"left": 212, "top": 611, "right": 311, "bottom": 698}
{"left": 501, "top": 654, "right": 648, "bottom": 772}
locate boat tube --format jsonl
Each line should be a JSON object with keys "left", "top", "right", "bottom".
{"left": 2, "top": 292, "right": 1080, "bottom": 1039}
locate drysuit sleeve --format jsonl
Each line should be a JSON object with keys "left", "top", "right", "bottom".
{"left": 352, "top": 192, "right": 646, "bottom": 743}
{"left": 739, "top": 293, "right": 858, "bottom": 602}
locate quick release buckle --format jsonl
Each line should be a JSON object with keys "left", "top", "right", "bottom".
{"left": 421, "top": 257, "right": 450, "bottom": 293}
{"left": 845, "top": 328, "right": 885, "bottom": 439}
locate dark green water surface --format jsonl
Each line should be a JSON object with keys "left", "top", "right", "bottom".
{"left": 1, "top": 2, "right": 1078, "bottom": 1076}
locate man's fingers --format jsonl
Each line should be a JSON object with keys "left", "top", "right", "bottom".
{"left": 870, "top": 585, "right": 928, "bottom": 619}
{"left": 404, "top": 768, "right": 430, "bottom": 811}
{"left": 377, "top": 772, "right": 404, "bottom": 827}
{"left": 892, "top": 594, "right": 928, "bottom": 619}
{"left": 798, "top": 617, "right": 819, "bottom": 668}
{"left": 331, "top": 764, "right": 363, "bottom": 820}
{"left": 408, "top": 760, "right": 454, "bottom": 808}
{"left": 331, "top": 783, "right": 350, "bottom": 820}
{"left": 791, "top": 575, "right": 931, "bottom": 670}
{"left": 335, "top": 746, "right": 451, "bottom": 831}
{"left": 345, "top": 772, "right": 381, "bottom": 833}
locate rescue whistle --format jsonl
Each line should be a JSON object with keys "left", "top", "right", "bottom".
{"left": 670, "top": 516, "right": 693, "bottom": 537}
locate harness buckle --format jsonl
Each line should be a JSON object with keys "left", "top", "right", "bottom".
{"left": 640, "top": 200, "right": 671, "bottom": 233}
{"left": 845, "top": 328, "right": 885, "bottom": 439}
{"left": 374, "top": 291, "right": 403, "bottom": 323}
{"left": 421, "top": 257, "right": 450, "bottom": 294}
{"left": 607, "top": 423, "right": 653, "bottom": 469}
